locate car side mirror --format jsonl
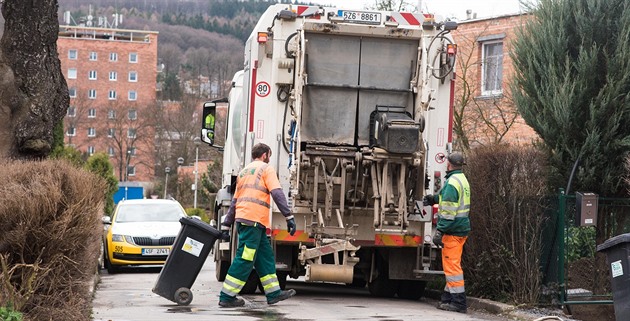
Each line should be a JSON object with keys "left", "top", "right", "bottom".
{"left": 102, "top": 216, "right": 112, "bottom": 225}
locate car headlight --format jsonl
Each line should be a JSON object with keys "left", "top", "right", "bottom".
{"left": 111, "top": 234, "right": 125, "bottom": 242}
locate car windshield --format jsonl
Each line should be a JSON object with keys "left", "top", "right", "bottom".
{"left": 115, "top": 203, "right": 184, "bottom": 223}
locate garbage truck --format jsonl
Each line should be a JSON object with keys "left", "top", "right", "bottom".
{"left": 201, "top": 3, "right": 458, "bottom": 299}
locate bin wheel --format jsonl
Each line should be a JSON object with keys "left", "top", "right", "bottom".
{"left": 174, "top": 287, "right": 193, "bottom": 306}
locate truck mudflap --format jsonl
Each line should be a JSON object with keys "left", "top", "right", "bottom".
{"left": 299, "top": 238, "right": 360, "bottom": 283}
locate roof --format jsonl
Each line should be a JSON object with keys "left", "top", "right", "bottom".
{"left": 456, "top": 12, "right": 530, "bottom": 25}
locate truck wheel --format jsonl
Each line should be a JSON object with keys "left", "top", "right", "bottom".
{"left": 240, "top": 271, "right": 261, "bottom": 294}
{"left": 277, "top": 272, "right": 288, "bottom": 290}
{"left": 216, "top": 259, "right": 230, "bottom": 282}
{"left": 397, "top": 280, "right": 426, "bottom": 300}
{"left": 368, "top": 273, "right": 398, "bottom": 298}
{"left": 174, "top": 287, "right": 193, "bottom": 306}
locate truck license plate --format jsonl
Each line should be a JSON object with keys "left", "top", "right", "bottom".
{"left": 337, "top": 10, "right": 382, "bottom": 25}
{"left": 142, "top": 248, "right": 169, "bottom": 256}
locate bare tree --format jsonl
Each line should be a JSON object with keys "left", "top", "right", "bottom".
{"left": 452, "top": 21, "right": 520, "bottom": 151}
{"left": 0, "top": 1, "right": 69, "bottom": 158}
{"left": 97, "top": 100, "right": 155, "bottom": 181}
{"left": 367, "top": 0, "right": 417, "bottom": 11}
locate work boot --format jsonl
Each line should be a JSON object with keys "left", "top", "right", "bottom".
{"left": 267, "top": 289, "right": 296, "bottom": 305}
{"left": 436, "top": 302, "right": 449, "bottom": 309}
{"left": 437, "top": 302, "right": 467, "bottom": 313}
{"left": 218, "top": 297, "right": 245, "bottom": 308}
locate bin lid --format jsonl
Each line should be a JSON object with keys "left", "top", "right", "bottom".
{"left": 596, "top": 233, "right": 630, "bottom": 252}
{"left": 179, "top": 216, "right": 223, "bottom": 238}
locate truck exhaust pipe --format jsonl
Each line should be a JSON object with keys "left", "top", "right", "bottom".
{"left": 305, "top": 264, "right": 354, "bottom": 283}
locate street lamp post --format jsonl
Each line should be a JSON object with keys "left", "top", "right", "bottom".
{"left": 176, "top": 157, "right": 184, "bottom": 200}
{"left": 164, "top": 166, "right": 171, "bottom": 199}
{"left": 193, "top": 137, "right": 201, "bottom": 208}
{"left": 125, "top": 149, "right": 131, "bottom": 181}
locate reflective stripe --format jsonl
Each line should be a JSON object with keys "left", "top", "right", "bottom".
{"left": 445, "top": 274, "right": 464, "bottom": 282}
{"left": 242, "top": 245, "right": 256, "bottom": 261}
{"left": 260, "top": 273, "right": 281, "bottom": 294}
{"left": 221, "top": 274, "right": 246, "bottom": 297}
{"left": 241, "top": 183, "right": 269, "bottom": 194}
{"left": 237, "top": 197, "right": 270, "bottom": 208}
{"left": 445, "top": 284, "right": 466, "bottom": 293}
{"left": 438, "top": 213, "right": 455, "bottom": 221}
{"left": 254, "top": 164, "right": 268, "bottom": 186}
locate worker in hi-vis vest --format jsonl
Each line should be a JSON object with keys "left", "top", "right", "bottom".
{"left": 424, "top": 152, "right": 471, "bottom": 314}
{"left": 218, "top": 143, "right": 296, "bottom": 307}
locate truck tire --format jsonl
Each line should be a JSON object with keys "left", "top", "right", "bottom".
{"left": 368, "top": 272, "right": 398, "bottom": 297}
{"left": 397, "top": 280, "right": 426, "bottom": 300}
{"left": 216, "top": 259, "right": 230, "bottom": 282}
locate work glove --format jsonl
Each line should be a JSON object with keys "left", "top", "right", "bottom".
{"left": 286, "top": 217, "right": 296, "bottom": 236}
{"left": 423, "top": 194, "right": 436, "bottom": 206}
{"left": 433, "top": 230, "right": 444, "bottom": 247}
{"left": 220, "top": 223, "right": 231, "bottom": 241}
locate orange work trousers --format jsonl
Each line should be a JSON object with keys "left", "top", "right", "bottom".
{"left": 442, "top": 234, "right": 468, "bottom": 297}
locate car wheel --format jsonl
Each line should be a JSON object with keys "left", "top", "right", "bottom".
{"left": 174, "top": 287, "right": 193, "bottom": 306}
{"left": 103, "top": 244, "right": 119, "bottom": 274}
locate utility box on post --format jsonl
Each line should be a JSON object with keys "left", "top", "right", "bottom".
{"left": 576, "top": 192, "right": 598, "bottom": 226}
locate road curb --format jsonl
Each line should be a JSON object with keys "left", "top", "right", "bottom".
{"left": 425, "top": 289, "right": 569, "bottom": 320}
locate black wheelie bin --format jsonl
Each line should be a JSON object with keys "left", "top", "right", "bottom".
{"left": 152, "top": 216, "right": 222, "bottom": 305}
{"left": 596, "top": 233, "right": 630, "bottom": 321}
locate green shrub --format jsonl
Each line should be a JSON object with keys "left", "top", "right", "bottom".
{"left": 185, "top": 208, "right": 210, "bottom": 223}
{"left": 0, "top": 159, "right": 104, "bottom": 321}
{"left": 0, "top": 305, "right": 23, "bottom": 321}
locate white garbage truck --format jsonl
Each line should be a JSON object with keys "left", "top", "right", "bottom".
{"left": 201, "top": 3, "right": 458, "bottom": 299}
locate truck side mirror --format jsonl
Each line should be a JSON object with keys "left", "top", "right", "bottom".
{"left": 201, "top": 101, "right": 217, "bottom": 146}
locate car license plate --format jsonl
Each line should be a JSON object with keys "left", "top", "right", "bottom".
{"left": 142, "top": 248, "right": 169, "bottom": 256}
{"left": 337, "top": 10, "right": 382, "bottom": 25}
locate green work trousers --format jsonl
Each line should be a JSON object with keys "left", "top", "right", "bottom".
{"left": 219, "top": 223, "right": 282, "bottom": 302}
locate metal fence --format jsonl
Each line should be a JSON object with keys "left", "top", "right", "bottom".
{"left": 542, "top": 189, "right": 630, "bottom": 308}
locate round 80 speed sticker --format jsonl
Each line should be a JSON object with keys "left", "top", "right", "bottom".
{"left": 256, "top": 81, "right": 270, "bottom": 97}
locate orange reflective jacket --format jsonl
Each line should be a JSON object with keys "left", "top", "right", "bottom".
{"left": 233, "top": 160, "right": 281, "bottom": 225}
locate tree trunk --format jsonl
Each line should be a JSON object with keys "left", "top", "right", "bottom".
{"left": 0, "top": 0, "right": 68, "bottom": 159}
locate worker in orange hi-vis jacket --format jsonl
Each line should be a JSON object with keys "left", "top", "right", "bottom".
{"left": 423, "top": 152, "right": 470, "bottom": 314}
{"left": 218, "top": 143, "right": 297, "bottom": 308}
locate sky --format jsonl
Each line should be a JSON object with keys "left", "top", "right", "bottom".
{"left": 303, "top": 0, "right": 526, "bottom": 20}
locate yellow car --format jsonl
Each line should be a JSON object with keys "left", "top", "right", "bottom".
{"left": 102, "top": 199, "right": 187, "bottom": 273}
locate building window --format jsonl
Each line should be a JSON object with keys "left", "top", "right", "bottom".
{"left": 128, "top": 91, "right": 137, "bottom": 101}
{"left": 88, "top": 127, "right": 96, "bottom": 137}
{"left": 67, "top": 68, "right": 77, "bottom": 79}
{"left": 68, "top": 49, "right": 77, "bottom": 60}
{"left": 109, "top": 71, "right": 117, "bottom": 81}
{"left": 127, "top": 165, "right": 136, "bottom": 176}
{"left": 110, "top": 52, "right": 118, "bottom": 62}
{"left": 108, "top": 90, "right": 117, "bottom": 100}
{"left": 128, "top": 109, "right": 137, "bottom": 120}
{"left": 88, "top": 108, "right": 96, "bottom": 118}
{"left": 66, "top": 126, "right": 76, "bottom": 136}
{"left": 108, "top": 109, "right": 116, "bottom": 119}
{"left": 89, "top": 51, "right": 97, "bottom": 61}
{"left": 87, "top": 146, "right": 95, "bottom": 156}
{"left": 88, "top": 70, "right": 97, "bottom": 80}
{"left": 129, "top": 53, "right": 138, "bottom": 63}
{"left": 481, "top": 41, "right": 504, "bottom": 96}
{"left": 88, "top": 89, "right": 96, "bottom": 99}
{"left": 108, "top": 146, "right": 115, "bottom": 157}
{"left": 69, "top": 87, "right": 77, "bottom": 98}
{"left": 127, "top": 128, "right": 136, "bottom": 138}
{"left": 128, "top": 71, "right": 138, "bottom": 82}
{"left": 67, "top": 106, "right": 76, "bottom": 117}
{"left": 108, "top": 128, "right": 115, "bottom": 137}
{"left": 127, "top": 147, "right": 136, "bottom": 156}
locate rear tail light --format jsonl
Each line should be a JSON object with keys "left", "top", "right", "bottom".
{"left": 432, "top": 204, "right": 439, "bottom": 226}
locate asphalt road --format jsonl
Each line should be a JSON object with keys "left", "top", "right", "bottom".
{"left": 92, "top": 258, "right": 514, "bottom": 321}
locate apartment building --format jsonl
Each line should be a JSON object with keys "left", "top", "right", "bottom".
{"left": 451, "top": 13, "right": 537, "bottom": 148}
{"left": 57, "top": 25, "right": 159, "bottom": 182}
